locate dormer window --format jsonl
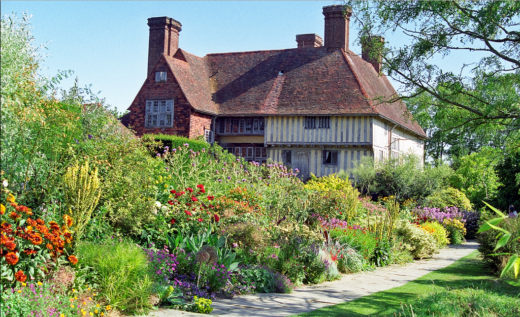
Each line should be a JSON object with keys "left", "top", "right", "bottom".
{"left": 145, "top": 100, "right": 173, "bottom": 128}
{"left": 155, "top": 71, "right": 167, "bottom": 82}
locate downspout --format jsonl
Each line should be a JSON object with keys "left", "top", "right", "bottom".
{"left": 388, "top": 124, "right": 397, "bottom": 157}
{"left": 211, "top": 116, "right": 217, "bottom": 145}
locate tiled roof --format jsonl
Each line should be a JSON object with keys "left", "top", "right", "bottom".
{"left": 162, "top": 47, "right": 426, "bottom": 137}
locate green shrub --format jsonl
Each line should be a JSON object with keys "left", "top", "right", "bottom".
{"left": 395, "top": 220, "right": 438, "bottom": 259}
{"left": 399, "top": 287, "right": 520, "bottom": 317}
{"left": 425, "top": 187, "right": 472, "bottom": 210}
{"left": 443, "top": 218, "right": 466, "bottom": 245}
{"left": 420, "top": 221, "right": 450, "bottom": 248}
{"left": 222, "top": 222, "right": 265, "bottom": 251}
{"left": 76, "top": 240, "right": 154, "bottom": 314}
{"left": 329, "top": 227, "right": 378, "bottom": 261}
{"left": 150, "top": 134, "right": 209, "bottom": 153}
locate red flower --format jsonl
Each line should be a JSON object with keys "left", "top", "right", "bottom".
{"left": 200, "top": 188, "right": 206, "bottom": 193}
{"left": 196, "top": 184, "right": 204, "bottom": 189}
{"left": 214, "top": 214, "right": 220, "bottom": 222}
{"left": 175, "top": 191, "right": 185, "bottom": 197}
{"left": 168, "top": 200, "right": 174, "bottom": 205}
{"left": 191, "top": 196, "right": 198, "bottom": 202}
{"left": 184, "top": 210, "right": 192, "bottom": 216}
{"left": 187, "top": 187, "right": 194, "bottom": 193}
{"left": 170, "top": 218, "right": 176, "bottom": 225}
{"left": 197, "top": 218, "right": 203, "bottom": 222}
{"left": 23, "top": 249, "right": 37, "bottom": 255}
{"left": 207, "top": 196, "right": 214, "bottom": 201}
{"left": 5, "top": 252, "right": 18, "bottom": 265}
{"left": 170, "top": 190, "right": 176, "bottom": 194}
{"left": 15, "top": 270, "right": 27, "bottom": 282}
{"left": 68, "top": 255, "right": 78, "bottom": 265}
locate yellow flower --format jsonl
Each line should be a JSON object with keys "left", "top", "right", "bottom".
{"left": 73, "top": 289, "right": 76, "bottom": 292}
{"left": 90, "top": 313, "right": 93, "bottom": 316}
{"left": 95, "top": 310, "right": 98, "bottom": 314}
{"left": 101, "top": 313, "right": 104, "bottom": 316}
{"left": 96, "top": 304, "right": 100, "bottom": 308}
{"left": 75, "top": 296, "right": 78, "bottom": 300}
{"left": 71, "top": 304, "right": 74, "bottom": 308}
{"left": 82, "top": 312, "right": 86, "bottom": 316}
{"left": 61, "top": 314, "right": 65, "bottom": 317}
{"left": 88, "top": 297, "right": 92, "bottom": 300}
{"left": 18, "top": 290, "right": 21, "bottom": 293}
{"left": 83, "top": 301, "right": 86, "bottom": 305}
{"left": 6, "top": 194, "right": 15, "bottom": 203}
{"left": 0, "top": 204, "right": 5, "bottom": 214}
{"left": 22, "top": 283, "right": 26, "bottom": 287}
{"left": 106, "top": 305, "right": 111, "bottom": 311}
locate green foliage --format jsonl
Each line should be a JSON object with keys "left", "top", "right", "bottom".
{"left": 150, "top": 133, "right": 209, "bottom": 153}
{"left": 451, "top": 147, "right": 502, "bottom": 208}
{"left": 425, "top": 187, "right": 472, "bottom": 211}
{"left": 477, "top": 203, "right": 520, "bottom": 279}
{"left": 63, "top": 160, "right": 101, "bottom": 241}
{"left": 398, "top": 287, "right": 520, "bottom": 317}
{"left": 346, "top": 1, "right": 520, "bottom": 158}
{"left": 222, "top": 222, "right": 265, "bottom": 251}
{"left": 395, "top": 220, "right": 438, "bottom": 259}
{"left": 329, "top": 227, "right": 378, "bottom": 262}
{"left": 493, "top": 150, "right": 520, "bottom": 211}
{"left": 349, "top": 155, "right": 453, "bottom": 202}
{"left": 420, "top": 222, "right": 450, "bottom": 248}
{"left": 76, "top": 240, "right": 154, "bottom": 314}
{"left": 304, "top": 174, "right": 360, "bottom": 222}
{"left": 443, "top": 218, "right": 467, "bottom": 245}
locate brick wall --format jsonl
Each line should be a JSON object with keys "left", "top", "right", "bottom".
{"left": 128, "top": 55, "right": 191, "bottom": 136}
{"left": 189, "top": 111, "right": 213, "bottom": 139}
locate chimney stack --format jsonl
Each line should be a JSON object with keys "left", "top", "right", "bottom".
{"left": 147, "top": 17, "right": 182, "bottom": 75}
{"left": 322, "top": 5, "right": 352, "bottom": 52}
{"left": 296, "top": 34, "right": 323, "bottom": 48}
{"left": 362, "top": 36, "right": 385, "bottom": 74}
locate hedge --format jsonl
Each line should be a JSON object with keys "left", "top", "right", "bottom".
{"left": 147, "top": 134, "right": 209, "bottom": 153}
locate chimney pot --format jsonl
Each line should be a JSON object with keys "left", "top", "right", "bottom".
{"left": 296, "top": 34, "right": 323, "bottom": 48}
{"left": 362, "top": 36, "right": 385, "bottom": 74}
{"left": 147, "top": 17, "right": 182, "bottom": 75}
{"left": 322, "top": 5, "right": 352, "bottom": 51}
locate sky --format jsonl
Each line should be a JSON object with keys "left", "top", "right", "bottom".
{"left": 1, "top": 1, "right": 487, "bottom": 114}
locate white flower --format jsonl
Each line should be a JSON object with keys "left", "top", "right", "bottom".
{"left": 2, "top": 180, "right": 7, "bottom": 187}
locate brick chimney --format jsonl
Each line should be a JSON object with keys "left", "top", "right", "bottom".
{"left": 362, "top": 36, "right": 385, "bottom": 74}
{"left": 322, "top": 5, "right": 352, "bottom": 51}
{"left": 296, "top": 34, "right": 323, "bottom": 48}
{"left": 147, "top": 17, "right": 182, "bottom": 75}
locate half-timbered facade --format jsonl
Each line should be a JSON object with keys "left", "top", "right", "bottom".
{"left": 123, "top": 5, "right": 426, "bottom": 179}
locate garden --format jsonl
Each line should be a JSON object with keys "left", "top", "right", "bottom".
{"left": 1, "top": 11, "right": 519, "bottom": 317}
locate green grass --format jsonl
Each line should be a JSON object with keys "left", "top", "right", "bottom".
{"left": 296, "top": 251, "right": 520, "bottom": 316}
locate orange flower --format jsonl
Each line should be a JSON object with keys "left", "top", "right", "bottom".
{"left": 27, "top": 218, "right": 37, "bottom": 227}
{"left": 9, "top": 212, "right": 21, "bottom": 221}
{"left": 29, "top": 234, "right": 43, "bottom": 245}
{"left": 46, "top": 243, "right": 53, "bottom": 250}
{"left": 63, "top": 214, "right": 73, "bottom": 228}
{"left": 68, "top": 255, "right": 78, "bottom": 265}
{"left": 23, "top": 249, "right": 37, "bottom": 255}
{"left": 15, "top": 270, "right": 27, "bottom": 282}
{"left": 36, "top": 219, "right": 45, "bottom": 226}
{"left": 5, "top": 252, "right": 19, "bottom": 265}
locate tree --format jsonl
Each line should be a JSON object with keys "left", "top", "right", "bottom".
{"left": 345, "top": 1, "right": 520, "bottom": 159}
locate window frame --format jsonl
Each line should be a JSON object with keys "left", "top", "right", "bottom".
{"left": 322, "top": 150, "right": 338, "bottom": 165}
{"left": 155, "top": 71, "right": 167, "bottom": 83}
{"left": 145, "top": 100, "right": 174, "bottom": 128}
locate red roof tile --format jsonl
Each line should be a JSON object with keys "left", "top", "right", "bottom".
{"left": 161, "top": 46, "right": 426, "bottom": 137}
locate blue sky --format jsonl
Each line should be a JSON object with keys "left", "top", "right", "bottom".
{"left": 2, "top": 1, "right": 485, "bottom": 113}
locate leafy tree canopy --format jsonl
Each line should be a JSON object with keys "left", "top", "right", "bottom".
{"left": 345, "top": 1, "right": 520, "bottom": 159}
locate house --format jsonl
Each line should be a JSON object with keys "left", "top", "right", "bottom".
{"left": 124, "top": 5, "right": 426, "bottom": 180}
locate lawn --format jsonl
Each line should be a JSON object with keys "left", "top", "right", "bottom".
{"left": 297, "top": 250, "right": 520, "bottom": 316}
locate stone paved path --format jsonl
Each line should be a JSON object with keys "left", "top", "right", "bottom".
{"left": 143, "top": 241, "right": 479, "bottom": 317}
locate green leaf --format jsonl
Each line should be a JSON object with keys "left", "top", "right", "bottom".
{"left": 483, "top": 201, "right": 507, "bottom": 218}
{"left": 487, "top": 222, "right": 510, "bottom": 234}
{"left": 494, "top": 233, "right": 511, "bottom": 251}
{"left": 477, "top": 217, "right": 504, "bottom": 233}
{"left": 514, "top": 258, "right": 520, "bottom": 279}
{"left": 228, "top": 262, "right": 239, "bottom": 272}
{"left": 501, "top": 254, "right": 518, "bottom": 278}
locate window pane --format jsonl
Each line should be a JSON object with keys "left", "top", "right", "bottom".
{"left": 166, "top": 114, "right": 172, "bottom": 126}
{"left": 152, "top": 115, "right": 158, "bottom": 126}
{"left": 259, "top": 118, "right": 264, "bottom": 132}
{"left": 146, "top": 115, "right": 152, "bottom": 127}
{"left": 235, "top": 147, "right": 241, "bottom": 156}
{"left": 160, "top": 100, "right": 166, "bottom": 113}
{"left": 331, "top": 151, "right": 338, "bottom": 164}
{"left": 255, "top": 147, "right": 261, "bottom": 158}
{"left": 241, "top": 148, "right": 247, "bottom": 157}
{"left": 245, "top": 119, "right": 252, "bottom": 133}
{"left": 153, "top": 101, "right": 159, "bottom": 113}
{"left": 253, "top": 119, "right": 259, "bottom": 133}
{"left": 239, "top": 119, "right": 245, "bottom": 133}
{"left": 225, "top": 119, "right": 231, "bottom": 133}
{"left": 232, "top": 119, "right": 239, "bottom": 133}
{"left": 262, "top": 148, "right": 267, "bottom": 158}
{"left": 247, "top": 147, "right": 253, "bottom": 158}
{"left": 218, "top": 119, "right": 225, "bottom": 133}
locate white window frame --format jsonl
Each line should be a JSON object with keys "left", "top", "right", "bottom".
{"left": 145, "top": 100, "right": 174, "bottom": 128}
{"left": 204, "top": 129, "right": 214, "bottom": 144}
{"left": 155, "top": 71, "right": 167, "bottom": 82}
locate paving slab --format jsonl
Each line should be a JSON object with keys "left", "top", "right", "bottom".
{"left": 141, "top": 241, "right": 478, "bottom": 317}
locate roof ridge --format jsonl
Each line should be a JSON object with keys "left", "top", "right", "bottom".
{"left": 340, "top": 49, "right": 376, "bottom": 112}
{"left": 205, "top": 47, "right": 304, "bottom": 56}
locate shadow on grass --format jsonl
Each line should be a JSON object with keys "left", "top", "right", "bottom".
{"left": 297, "top": 250, "right": 520, "bottom": 317}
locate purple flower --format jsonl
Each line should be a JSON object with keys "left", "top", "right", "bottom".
{"left": 88, "top": 134, "right": 93, "bottom": 139}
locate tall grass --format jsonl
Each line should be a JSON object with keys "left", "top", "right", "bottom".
{"left": 76, "top": 240, "right": 154, "bottom": 314}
